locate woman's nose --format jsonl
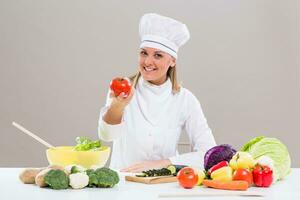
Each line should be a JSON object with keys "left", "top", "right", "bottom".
{"left": 144, "top": 56, "right": 154, "bottom": 66}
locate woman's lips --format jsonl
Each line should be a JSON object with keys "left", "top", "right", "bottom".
{"left": 144, "top": 66, "right": 157, "bottom": 72}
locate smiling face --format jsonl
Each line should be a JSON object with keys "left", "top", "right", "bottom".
{"left": 138, "top": 47, "right": 176, "bottom": 85}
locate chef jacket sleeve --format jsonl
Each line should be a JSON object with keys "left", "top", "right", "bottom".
{"left": 98, "top": 90, "right": 125, "bottom": 142}
{"left": 169, "top": 92, "right": 216, "bottom": 169}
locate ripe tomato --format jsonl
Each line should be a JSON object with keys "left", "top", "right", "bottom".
{"left": 233, "top": 168, "right": 253, "bottom": 186}
{"left": 110, "top": 77, "right": 131, "bottom": 96}
{"left": 177, "top": 167, "right": 198, "bottom": 189}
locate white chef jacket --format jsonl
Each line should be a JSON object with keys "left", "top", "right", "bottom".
{"left": 98, "top": 77, "right": 216, "bottom": 170}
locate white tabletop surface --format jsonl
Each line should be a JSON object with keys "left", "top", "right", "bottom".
{"left": 1, "top": 168, "right": 300, "bottom": 200}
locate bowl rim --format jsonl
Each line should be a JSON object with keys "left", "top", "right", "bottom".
{"left": 46, "top": 146, "right": 110, "bottom": 152}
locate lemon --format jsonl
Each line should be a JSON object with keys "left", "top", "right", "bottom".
{"left": 192, "top": 168, "right": 206, "bottom": 185}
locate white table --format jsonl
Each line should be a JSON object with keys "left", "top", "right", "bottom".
{"left": 1, "top": 168, "right": 300, "bottom": 200}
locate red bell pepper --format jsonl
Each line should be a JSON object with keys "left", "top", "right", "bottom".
{"left": 252, "top": 164, "right": 273, "bottom": 187}
{"left": 208, "top": 161, "right": 229, "bottom": 175}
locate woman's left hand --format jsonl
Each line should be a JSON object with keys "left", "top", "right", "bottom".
{"left": 120, "top": 159, "right": 172, "bottom": 173}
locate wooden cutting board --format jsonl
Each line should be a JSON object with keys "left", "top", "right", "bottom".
{"left": 125, "top": 175, "right": 177, "bottom": 184}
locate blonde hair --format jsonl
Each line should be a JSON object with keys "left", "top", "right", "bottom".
{"left": 129, "top": 65, "right": 181, "bottom": 94}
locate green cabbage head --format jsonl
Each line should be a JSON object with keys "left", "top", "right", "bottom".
{"left": 241, "top": 136, "right": 291, "bottom": 181}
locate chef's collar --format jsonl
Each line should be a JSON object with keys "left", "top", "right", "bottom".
{"left": 140, "top": 76, "right": 172, "bottom": 95}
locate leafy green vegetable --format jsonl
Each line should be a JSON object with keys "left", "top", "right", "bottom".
{"left": 241, "top": 136, "right": 264, "bottom": 152}
{"left": 86, "top": 167, "right": 119, "bottom": 188}
{"left": 74, "top": 137, "right": 101, "bottom": 151}
{"left": 44, "top": 169, "right": 69, "bottom": 190}
{"left": 241, "top": 136, "right": 291, "bottom": 181}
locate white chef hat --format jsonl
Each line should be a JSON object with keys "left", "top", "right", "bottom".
{"left": 139, "top": 13, "right": 190, "bottom": 59}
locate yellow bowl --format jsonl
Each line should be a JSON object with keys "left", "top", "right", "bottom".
{"left": 46, "top": 146, "right": 110, "bottom": 169}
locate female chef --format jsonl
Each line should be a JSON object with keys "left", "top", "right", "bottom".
{"left": 98, "top": 13, "right": 216, "bottom": 172}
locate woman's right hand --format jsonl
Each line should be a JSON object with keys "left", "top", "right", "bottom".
{"left": 103, "top": 87, "right": 134, "bottom": 125}
{"left": 109, "top": 87, "right": 135, "bottom": 110}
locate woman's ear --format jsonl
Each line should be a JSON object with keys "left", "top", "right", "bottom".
{"left": 170, "top": 58, "right": 176, "bottom": 67}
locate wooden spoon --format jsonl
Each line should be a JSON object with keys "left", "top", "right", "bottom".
{"left": 12, "top": 121, "right": 54, "bottom": 148}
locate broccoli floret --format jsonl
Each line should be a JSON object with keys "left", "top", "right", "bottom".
{"left": 71, "top": 165, "right": 82, "bottom": 174}
{"left": 44, "top": 169, "right": 69, "bottom": 190}
{"left": 87, "top": 167, "right": 119, "bottom": 188}
{"left": 65, "top": 165, "right": 86, "bottom": 174}
{"left": 85, "top": 169, "right": 95, "bottom": 176}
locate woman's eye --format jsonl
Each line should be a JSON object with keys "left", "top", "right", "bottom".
{"left": 154, "top": 54, "right": 162, "bottom": 59}
{"left": 140, "top": 51, "right": 147, "bottom": 56}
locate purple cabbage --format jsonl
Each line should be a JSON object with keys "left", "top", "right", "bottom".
{"left": 204, "top": 144, "right": 237, "bottom": 171}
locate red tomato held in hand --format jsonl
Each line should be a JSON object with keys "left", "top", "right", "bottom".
{"left": 177, "top": 167, "right": 198, "bottom": 189}
{"left": 110, "top": 77, "right": 131, "bottom": 96}
{"left": 233, "top": 168, "right": 253, "bottom": 186}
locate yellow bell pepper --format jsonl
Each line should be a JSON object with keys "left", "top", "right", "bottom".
{"left": 210, "top": 166, "right": 233, "bottom": 182}
{"left": 229, "top": 151, "right": 256, "bottom": 170}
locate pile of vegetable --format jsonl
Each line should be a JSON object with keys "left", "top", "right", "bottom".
{"left": 19, "top": 135, "right": 291, "bottom": 191}
{"left": 175, "top": 136, "right": 291, "bottom": 191}
{"left": 19, "top": 165, "right": 119, "bottom": 190}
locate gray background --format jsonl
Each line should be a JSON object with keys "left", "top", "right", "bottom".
{"left": 1, "top": 0, "right": 299, "bottom": 168}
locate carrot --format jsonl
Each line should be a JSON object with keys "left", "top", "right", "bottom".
{"left": 202, "top": 180, "right": 249, "bottom": 191}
